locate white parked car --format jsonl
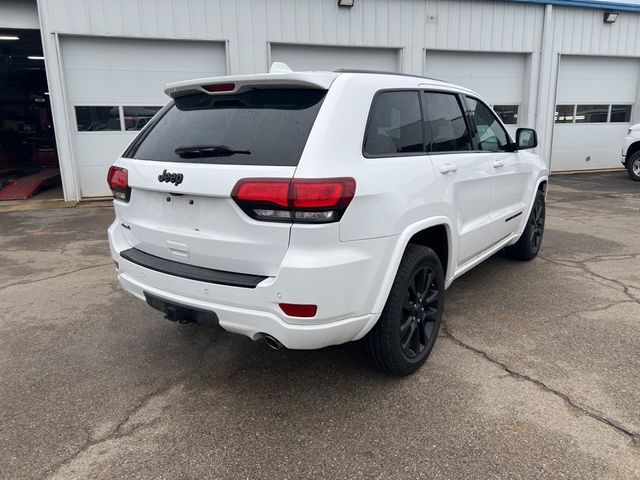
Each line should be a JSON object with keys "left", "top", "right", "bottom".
{"left": 107, "top": 67, "right": 548, "bottom": 375}
{"left": 622, "top": 124, "right": 640, "bottom": 181}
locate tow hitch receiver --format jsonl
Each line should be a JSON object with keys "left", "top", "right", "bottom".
{"left": 144, "top": 292, "right": 219, "bottom": 327}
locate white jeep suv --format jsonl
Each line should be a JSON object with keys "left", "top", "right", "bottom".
{"left": 107, "top": 68, "right": 548, "bottom": 375}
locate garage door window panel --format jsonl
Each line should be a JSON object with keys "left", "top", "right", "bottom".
{"left": 123, "top": 106, "right": 163, "bottom": 131}
{"left": 422, "top": 92, "right": 472, "bottom": 153}
{"left": 575, "top": 105, "right": 609, "bottom": 124}
{"left": 363, "top": 91, "right": 424, "bottom": 157}
{"left": 465, "top": 97, "right": 508, "bottom": 152}
{"left": 555, "top": 105, "right": 575, "bottom": 123}
{"left": 492, "top": 105, "right": 519, "bottom": 125}
{"left": 611, "top": 105, "right": 632, "bottom": 123}
{"left": 75, "top": 106, "right": 121, "bottom": 132}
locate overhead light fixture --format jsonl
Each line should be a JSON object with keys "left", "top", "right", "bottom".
{"left": 44, "top": 92, "right": 50, "bottom": 95}
{"left": 603, "top": 11, "right": 618, "bottom": 23}
{"left": 338, "top": 0, "right": 354, "bottom": 6}
{"left": 0, "top": 35, "right": 20, "bottom": 41}
{"left": 28, "top": 56, "right": 45, "bottom": 60}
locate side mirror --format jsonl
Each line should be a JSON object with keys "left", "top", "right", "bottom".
{"left": 516, "top": 128, "right": 537, "bottom": 150}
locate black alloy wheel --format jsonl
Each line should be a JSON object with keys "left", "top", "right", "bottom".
{"left": 363, "top": 245, "right": 444, "bottom": 376}
{"left": 400, "top": 265, "right": 440, "bottom": 359}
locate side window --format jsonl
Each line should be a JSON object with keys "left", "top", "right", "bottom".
{"left": 465, "top": 97, "right": 509, "bottom": 152}
{"left": 363, "top": 91, "right": 423, "bottom": 156}
{"left": 422, "top": 92, "right": 472, "bottom": 153}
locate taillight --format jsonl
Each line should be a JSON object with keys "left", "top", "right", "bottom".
{"left": 107, "top": 166, "right": 130, "bottom": 202}
{"left": 231, "top": 177, "right": 356, "bottom": 223}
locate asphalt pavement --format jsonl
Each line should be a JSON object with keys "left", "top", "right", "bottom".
{"left": 0, "top": 172, "right": 638, "bottom": 479}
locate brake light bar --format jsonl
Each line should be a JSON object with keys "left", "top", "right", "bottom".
{"left": 107, "top": 166, "right": 131, "bottom": 202}
{"left": 202, "top": 83, "right": 235, "bottom": 93}
{"left": 231, "top": 177, "right": 356, "bottom": 224}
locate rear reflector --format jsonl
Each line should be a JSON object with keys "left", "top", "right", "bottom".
{"left": 231, "top": 177, "right": 355, "bottom": 224}
{"left": 279, "top": 303, "right": 318, "bottom": 318}
{"left": 203, "top": 83, "right": 235, "bottom": 92}
{"left": 107, "top": 166, "right": 130, "bottom": 202}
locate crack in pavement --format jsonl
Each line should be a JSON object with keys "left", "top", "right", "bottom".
{"left": 440, "top": 322, "right": 638, "bottom": 445}
{"left": 539, "top": 255, "right": 640, "bottom": 304}
{"left": 43, "top": 335, "right": 217, "bottom": 479}
{"left": 0, "top": 263, "right": 112, "bottom": 291}
{"left": 44, "top": 382, "right": 179, "bottom": 479}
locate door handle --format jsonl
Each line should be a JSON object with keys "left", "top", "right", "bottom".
{"left": 439, "top": 163, "right": 458, "bottom": 174}
{"left": 492, "top": 160, "right": 506, "bottom": 168}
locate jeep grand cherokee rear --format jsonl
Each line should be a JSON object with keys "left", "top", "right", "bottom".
{"left": 108, "top": 73, "right": 391, "bottom": 353}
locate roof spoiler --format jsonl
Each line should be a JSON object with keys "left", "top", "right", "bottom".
{"left": 165, "top": 65, "right": 337, "bottom": 98}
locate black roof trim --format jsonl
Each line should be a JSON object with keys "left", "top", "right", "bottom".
{"left": 333, "top": 69, "right": 444, "bottom": 82}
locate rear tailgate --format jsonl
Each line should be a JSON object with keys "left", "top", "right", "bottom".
{"left": 112, "top": 86, "right": 327, "bottom": 278}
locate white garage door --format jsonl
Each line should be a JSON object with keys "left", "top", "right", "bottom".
{"left": 552, "top": 55, "right": 638, "bottom": 171}
{"left": 61, "top": 36, "right": 227, "bottom": 197}
{"left": 270, "top": 44, "right": 400, "bottom": 72}
{"left": 425, "top": 51, "right": 525, "bottom": 133}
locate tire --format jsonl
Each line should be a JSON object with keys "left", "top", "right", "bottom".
{"left": 506, "top": 190, "right": 545, "bottom": 261}
{"left": 363, "top": 244, "right": 444, "bottom": 376}
{"left": 626, "top": 151, "right": 640, "bottom": 181}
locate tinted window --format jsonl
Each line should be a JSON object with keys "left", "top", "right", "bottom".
{"left": 555, "top": 105, "right": 575, "bottom": 123}
{"left": 575, "top": 105, "right": 608, "bottom": 123}
{"left": 75, "top": 106, "right": 120, "bottom": 131}
{"left": 363, "top": 91, "right": 423, "bottom": 156}
{"left": 422, "top": 92, "right": 472, "bottom": 153}
{"left": 493, "top": 105, "right": 518, "bottom": 125}
{"left": 123, "top": 106, "right": 162, "bottom": 131}
{"left": 466, "top": 97, "right": 508, "bottom": 152}
{"left": 124, "top": 89, "right": 326, "bottom": 166}
{"left": 611, "top": 105, "right": 632, "bottom": 123}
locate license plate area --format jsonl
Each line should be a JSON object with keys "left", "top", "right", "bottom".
{"left": 144, "top": 292, "right": 219, "bottom": 328}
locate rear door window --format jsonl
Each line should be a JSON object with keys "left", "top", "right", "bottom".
{"left": 363, "top": 91, "right": 424, "bottom": 156}
{"left": 422, "top": 92, "right": 472, "bottom": 153}
{"left": 123, "top": 89, "right": 326, "bottom": 166}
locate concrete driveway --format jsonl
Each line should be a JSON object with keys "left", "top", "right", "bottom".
{"left": 1, "top": 172, "right": 638, "bottom": 479}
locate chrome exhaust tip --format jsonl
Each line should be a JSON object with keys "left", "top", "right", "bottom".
{"left": 262, "top": 334, "right": 284, "bottom": 350}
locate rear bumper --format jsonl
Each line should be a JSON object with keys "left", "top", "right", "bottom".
{"left": 108, "top": 219, "right": 393, "bottom": 349}
{"left": 118, "top": 271, "right": 375, "bottom": 349}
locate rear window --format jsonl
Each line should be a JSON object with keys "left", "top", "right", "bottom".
{"left": 123, "top": 88, "right": 326, "bottom": 166}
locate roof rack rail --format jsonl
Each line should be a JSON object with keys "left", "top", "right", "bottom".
{"left": 333, "top": 69, "right": 443, "bottom": 82}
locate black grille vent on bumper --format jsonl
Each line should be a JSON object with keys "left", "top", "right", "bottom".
{"left": 119, "top": 248, "right": 268, "bottom": 288}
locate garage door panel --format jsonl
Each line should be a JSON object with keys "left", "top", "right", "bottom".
{"left": 552, "top": 125, "right": 630, "bottom": 170}
{"left": 552, "top": 55, "right": 639, "bottom": 171}
{"left": 557, "top": 78, "right": 637, "bottom": 105}
{"left": 61, "top": 36, "right": 227, "bottom": 197}
{"left": 270, "top": 44, "right": 400, "bottom": 72}
{"left": 62, "top": 37, "right": 226, "bottom": 74}
{"left": 66, "top": 69, "right": 215, "bottom": 104}
{"left": 424, "top": 51, "right": 525, "bottom": 104}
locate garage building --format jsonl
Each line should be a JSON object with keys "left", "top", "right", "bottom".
{"left": 1, "top": 0, "right": 640, "bottom": 200}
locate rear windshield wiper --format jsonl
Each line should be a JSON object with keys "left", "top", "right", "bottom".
{"left": 175, "top": 145, "right": 251, "bottom": 158}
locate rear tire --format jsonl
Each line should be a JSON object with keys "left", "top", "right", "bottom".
{"left": 363, "top": 245, "right": 444, "bottom": 376}
{"left": 627, "top": 151, "right": 640, "bottom": 181}
{"left": 506, "top": 190, "right": 545, "bottom": 261}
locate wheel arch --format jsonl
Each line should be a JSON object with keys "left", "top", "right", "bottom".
{"left": 626, "top": 141, "right": 640, "bottom": 162}
{"left": 373, "top": 217, "right": 453, "bottom": 314}
{"left": 353, "top": 217, "right": 453, "bottom": 341}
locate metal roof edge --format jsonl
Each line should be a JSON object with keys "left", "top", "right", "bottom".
{"left": 505, "top": 0, "right": 640, "bottom": 13}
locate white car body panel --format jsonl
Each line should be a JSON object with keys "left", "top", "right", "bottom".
{"left": 108, "top": 70, "right": 548, "bottom": 350}
{"left": 622, "top": 123, "right": 640, "bottom": 162}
